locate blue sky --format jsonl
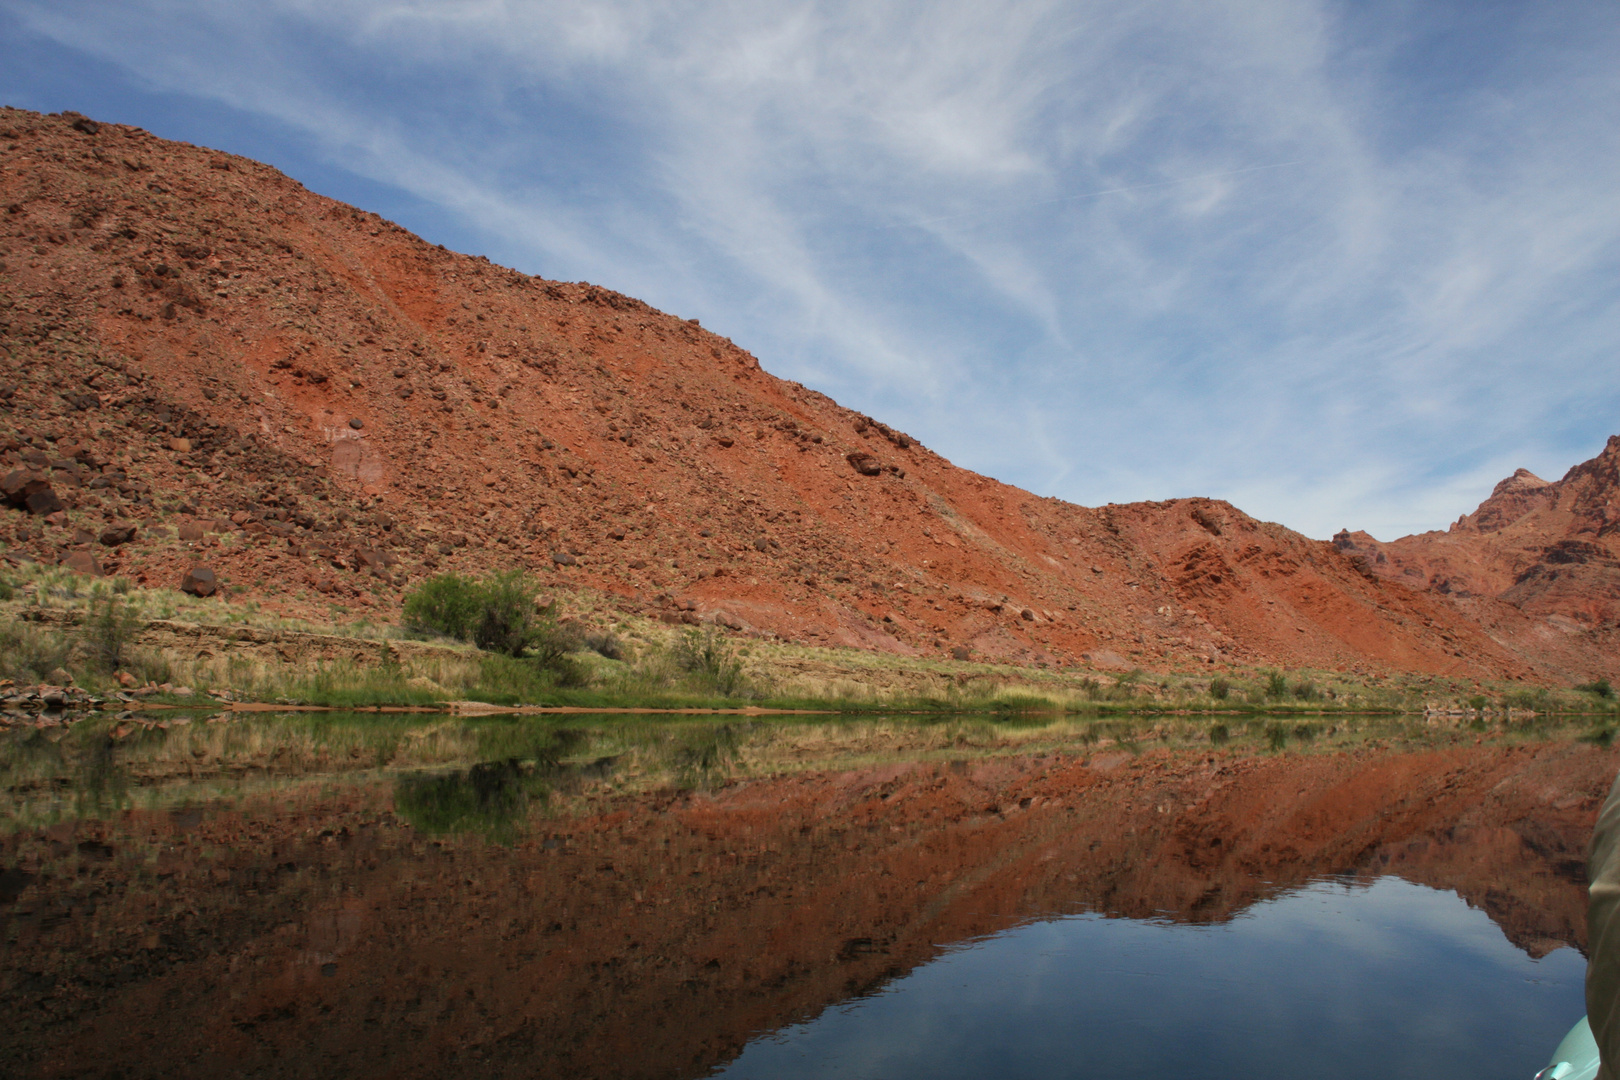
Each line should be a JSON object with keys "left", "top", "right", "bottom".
{"left": 3, "top": 1, "right": 1617, "bottom": 540}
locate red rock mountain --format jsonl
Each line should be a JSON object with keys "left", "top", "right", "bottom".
{"left": 0, "top": 107, "right": 1611, "bottom": 683}
{"left": 1334, "top": 437, "right": 1620, "bottom": 681}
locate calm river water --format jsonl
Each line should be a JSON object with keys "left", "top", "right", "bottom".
{"left": 0, "top": 710, "right": 1610, "bottom": 1079}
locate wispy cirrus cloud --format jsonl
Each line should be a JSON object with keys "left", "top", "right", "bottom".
{"left": 3, "top": 0, "right": 1618, "bottom": 539}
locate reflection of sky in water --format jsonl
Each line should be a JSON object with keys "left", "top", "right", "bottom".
{"left": 716, "top": 877, "right": 1584, "bottom": 1080}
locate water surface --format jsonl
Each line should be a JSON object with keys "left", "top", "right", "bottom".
{"left": 0, "top": 710, "right": 1609, "bottom": 1078}
{"left": 719, "top": 876, "right": 1583, "bottom": 1079}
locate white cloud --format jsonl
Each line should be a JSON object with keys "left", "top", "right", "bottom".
{"left": 6, "top": 0, "right": 1619, "bottom": 538}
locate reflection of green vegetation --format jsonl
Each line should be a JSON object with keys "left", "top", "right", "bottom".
{"left": 395, "top": 759, "right": 550, "bottom": 840}
{"left": 11, "top": 706, "right": 1620, "bottom": 832}
{"left": 0, "top": 720, "right": 134, "bottom": 827}
{"left": 668, "top": 724, "right": 739, "bottom": 789}
{"left": 471, "top": 721, "right": 585, "bottom": 767}
{"left": 1581, "top": 725, "right": 1616, "bottom": 748}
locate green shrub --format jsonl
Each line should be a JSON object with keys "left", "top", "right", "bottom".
{"left": 82, "top": 595, "right": 141, "bottom": 674}
{"left": 1577, "top": 677, "right": 1614, "bottom": 699}
{"left": 1266, "top": 671, "right": 1288, "bottom": 699}
{"left": 1467, "top": 695, "right": 1488, "bottom": 711}
{"left": 402, "top": 570, "right": 573, "bottom": 665}
{"left": 0, "top": 576, "right": 14, "bottom": 602}
{"left": 1505, "top": 688, "right": 1548, "bottom": 711}
{"left": 0, "top": 622, "right": 70, "bottom": 683}
{"left": 1291, "top": 681, "right": 1319, "bottom": 701}
{"left": 673, "top": 625, "right": 747, "bottom": 696}
{"left": 585, "top": 631, "right": 624, "bottom": 661}
{"left": 474, "top": 651, "right": 587, "bottom": 699}
{"left": 471, "top": 571, "right": 546, "bottom": 658}
{"left": 1208, "top": 677, "right": 1230, "bottom": 701}
{"left": 402, "top": 572, "right": 484, "bottom": 641}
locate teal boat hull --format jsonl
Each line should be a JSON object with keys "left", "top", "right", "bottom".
{"left": 1536, "top": 1016, "right": 1600, "bottom": 1080}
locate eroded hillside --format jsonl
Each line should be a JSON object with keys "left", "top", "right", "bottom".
{"left": 0, "top": 107, "right": 1608, "bottom": 682}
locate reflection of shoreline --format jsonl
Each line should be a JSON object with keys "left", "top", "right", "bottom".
{"left": 0, "top": 736, "right": 1611, "bottom": 1079}
{"left": 4, "top": 711, "right": 1608, "bottom": 826}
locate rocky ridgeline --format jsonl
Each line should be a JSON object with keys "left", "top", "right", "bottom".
{"left": 0, "top": 106, "right": 1613, "bottom": 682}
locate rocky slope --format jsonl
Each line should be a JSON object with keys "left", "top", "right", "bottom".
{"left": 1335, "top": 437, "right": 1620, "bottom": 681}
{"left": 0, "top": 107, "right": 1607, "bottom": 682}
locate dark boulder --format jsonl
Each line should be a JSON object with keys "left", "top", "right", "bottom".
{"left": 2, "top": 470, "right": 62, "bottom": 514}
{"left": 25, "top": 488, "right": 65, "bottom": 516}
{"left": 60, "top": 550, "right": 103, "bottom": 576}
{"left": 180, "top": 566, "right": 218, "bottom": 597}
{"left": 99, "top": 523, "right": 138, "bottom": 546}
{"left": 846, "top": 452, "right": 883, "bottom": 477}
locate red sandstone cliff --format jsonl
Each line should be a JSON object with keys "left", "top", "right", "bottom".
{"left": 0, "top": 107, "right": 1609, "bottom": 682}
{"left": 1335, "top": 436, "right": 1620, "bottom": 680}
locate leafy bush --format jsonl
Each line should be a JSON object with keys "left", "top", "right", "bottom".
{"left": 1208, "top": 677, "right": 1230, "bottom": 701}
{"left": 1577, "top": 677, "right": 1614, "bottom": 699}
{"left": 83, "top": 595, "right": 141, "bottom": 674}
{"left": 0, "top": 622, "right": 70, "bottom": 683}
{"left": 1266, "top": 671, "right": 1288, "bottom": 699}
{"left": 402, "top": 572, "right": 484, "bottom": 642}
{"left": 1291, "top": 681, "right": 1319, "bottom": 701}
{"left": 673, "top": 625, "right": 747, "bottom": 696}
{"left": 1505, "top": 688, "right": 1549, "bottom": 711}
{"left": 585, "top": 631, "right": 624, "bottom": 661}
{"left": 471, "top": 571, "right": 546, "bottom": 658}
{"left": 475, "top": 650, "right": 588, "bottom": 697}
{"left": 0, "top": 575, "right": 14, "bottom": 602}
{"left": 403, "top": 570, "right": 570, "bottom": 662}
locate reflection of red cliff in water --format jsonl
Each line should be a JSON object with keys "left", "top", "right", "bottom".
{"left": 2, "top": 741, "right": 1612, "bottom": 1079}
